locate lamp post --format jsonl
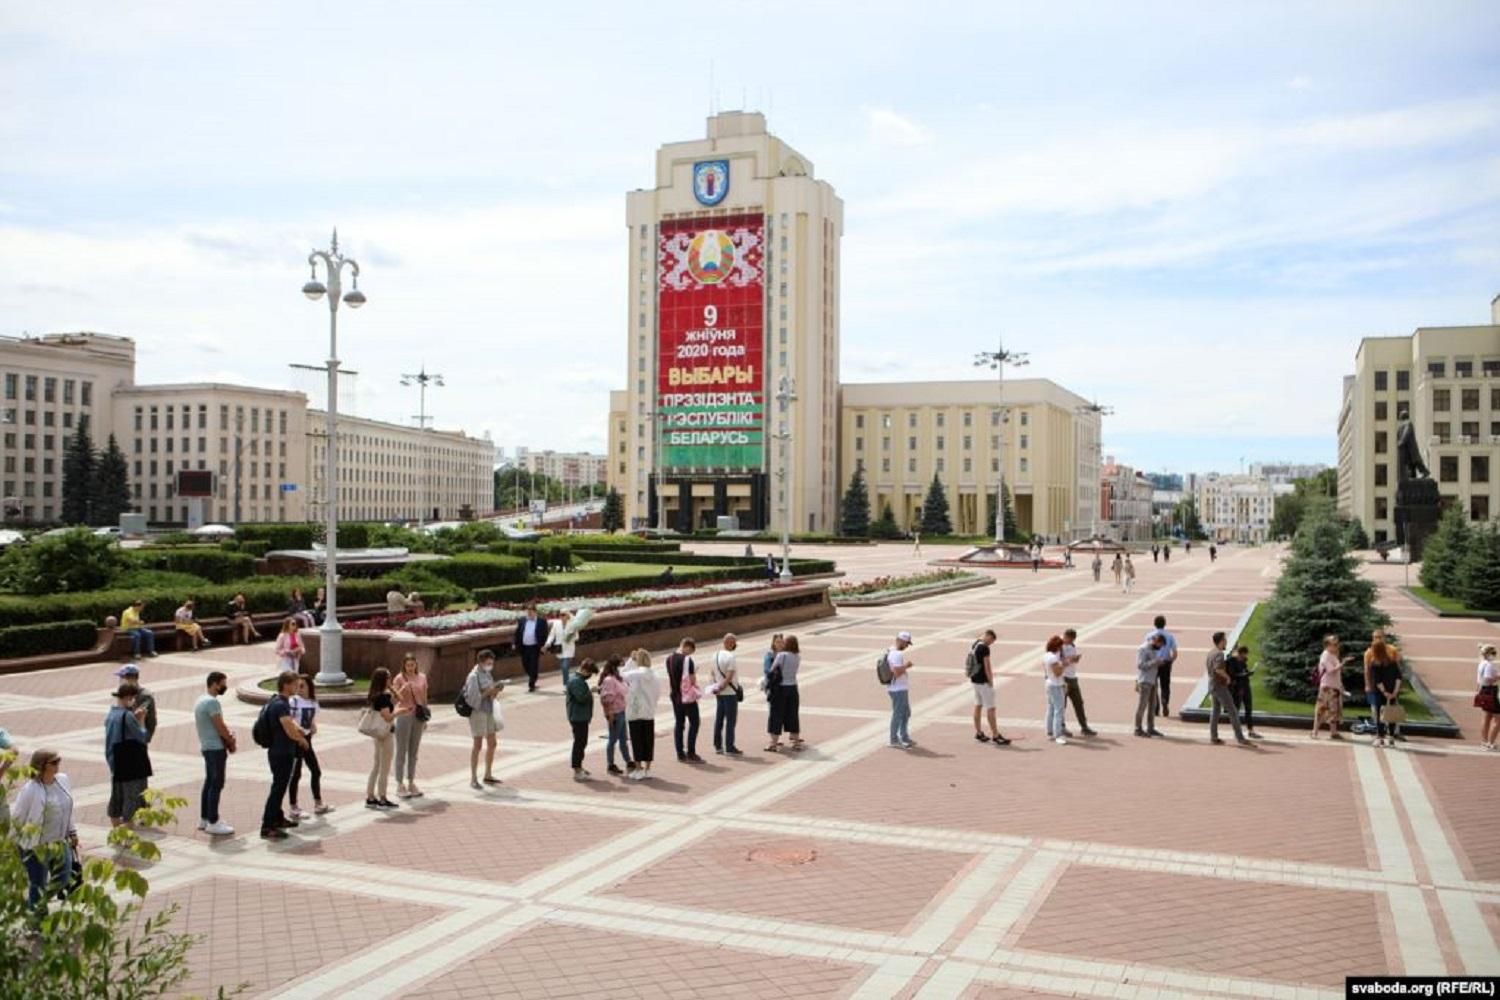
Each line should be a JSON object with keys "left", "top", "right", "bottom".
{"left": 400, "top": 367, "right": 444, "bottom": 529}
{"left": 974, "top": 340, "right": 1028, "bottom": 544}
{"left": 772, "top": 374, "right": 797, "bottom": 582}
{"left": 301, "top": 229, "right": 365, "bottom": 688}
{"left": 1075, "top": 399, "right": 1112, "bottom": 541}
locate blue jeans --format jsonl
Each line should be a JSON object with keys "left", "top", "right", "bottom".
{"left": 606, "top": 712, "right": 632, "bottom": 768}
{"left": 889, "top": 689, "right": 911, "bottom": 744}
{"left": 201, "top": 748, "right": 227, "bottom": 823}
{"left": 714, "top": 694, "right": 739, "bottom": 751}
{"left": 128, "top": 627, "right": 155, "bottom": 656}
{"left": 22, "top": 843, "right": 74, "bottom": 909}
{"left": 559, "top": 657, "right": 573, "bottom": 687}
{"left": 1366, "top": 691, "right": 1389, "bottom": 737}
{"left": 1045, "top": 684, "right": 1066, "bottom": 737}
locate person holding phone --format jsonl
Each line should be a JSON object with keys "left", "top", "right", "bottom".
{"left": 1312, "top": 635, "right": 1351, "bottom": 740}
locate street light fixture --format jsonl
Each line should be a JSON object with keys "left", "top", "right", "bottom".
{"left": 302, "top": 228, "right": 364, "bottom": 689}
{"left": 772, "top": 374, "right": 797, "bottom": 582}
{"left": 400, "top": 367, "right": 444, "bottom": 530}
{"left": 1075, "top": 398, "right": 1113, "bottom": 542}
{"left": 974, "top": 340, "right": 1028, "bottom": 544}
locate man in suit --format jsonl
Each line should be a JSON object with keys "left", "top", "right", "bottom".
{"left": 513, "top": 605, "right": 547, "bottom": 692}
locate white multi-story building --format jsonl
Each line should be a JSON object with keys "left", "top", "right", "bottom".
{"left": 512, "top": 448, "right": 608, "bottom": 492}
{"left": 1249, "top": 462, "right": 1329, "bottom": 488}
{"left": 1099, "top": 457, "right": 1154, "bottom": 540}
{"left": 1195, "top": 472, "right": 1274, "bottom": 543}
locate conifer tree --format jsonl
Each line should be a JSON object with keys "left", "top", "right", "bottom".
{"left": 601, "top": 487, "right": 625, "bottom": 533}
{"left": 870, "top": 502, "right": 901, "bottom": 539}
{"left": 1418, "top": 506, "right": 1471, "bottom": 597}
{"left": 919, "top": 473, "right": 952, "bottom": 536}
{"left": 92, "top": 433, "right": 132, "bottom": 527}
{"left": 61, "top": 418, "right": 96, "bottom": 525}
{"left": 1456, "top": 521, "right": 1500, "bottom": 612}
{"left": 839, "top": 463, "right": 871, "bottom": 537}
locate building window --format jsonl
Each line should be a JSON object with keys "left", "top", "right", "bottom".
{"left": 1463, "top": 421, "right": 1480, "bottom": 440}
{"left": 1374, "top": 401, "right": 1388, "bottom": 421}
{"left": 905, "top": 436, "right": 915, "bottom": 450}
{"left": 1428, "top": 360, "right": 1446, "bottom": 378}
{"left": 991, "top": 458, "right": 999, "bottom": 473}
{"left": 1433, "top": 390, "right": 1450, "bottom": 413}
{"left": 1439, "top": 455, "right": 1458, "bottom": 483}
{"left": 963, "top": 458, "right": 972, "bottom": 473}
{"left": 935, "top": 458, "right": 944, "bottom": 473}
{"left": 907, "top": 457, "right": 916, "bottom": 473}
{"left": 1375, "top": 497, "right": 1388, "bottom": 520}
{"left": 1462, "top": 388, "right": 1480, "bottom": 411}
{"left": 1374, "top": 431, "right": 1387, "bottom": 454}
{"left": 1396, "top": 370, "right": 1410, "bottom": 391}
{"left": 1020, "top": 457, "right": 1029, "bottom": 473}
{"left": 962, "top": 412, "right": 972, "bottom": 427}
{"left": 935, "top": 435, "right": 945, "bottom": 450}
{"left": 1374, "top": 370, "right": 1388, "bottom": 391}
{"left": 854, "top": 437, "right": 863, "bottom": 451}
{"left": 42, "top": 378, "right": 55, "bottom": 403}
{"left": 1473, "top": 495, "right": 1491, "bottom": 521}
{"left": 1472, "top": 455, "right": 1490, "bottom": 483}
{"left": 907, "top": 413, "right": 917, "bottom": 428}
{"left": 1374, "top": 464, "right": 1388, "bottom": 487}
{"left": 936, "top": 413, "right": 945, "bottom": 428}
{"left": 24, "top": 376, "right": 35, "bottom": 401}
{"left": 1020, "top": 434, "right": 1029, "bottom": 449}
{"left": 1020, "top": 412, "right": 1029, "bottom": 427}
{"left": 881, "top": 458, "right": 891, "bottom": 473}
{"left": 1434, "top": 422, "right": 1451, "bottom": 443}
{"left": 881, "top": 414, "right": 891, "bottom": 429}
{"left": 962, "top": 435, "right": 972, "bottom": 450}
{"left": 1453, "top": 359, "right": 1473, "bottom": 378}
{"left": 854, "top": 414, "right": 864, "bottom": 429}
{"left": 882, "top": 436, "right": 890, "bottom": 451}
{"left": 2, "top": 374, "right": 14, "bottom": 400}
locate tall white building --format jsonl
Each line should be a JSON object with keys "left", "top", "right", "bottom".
{"left": 513, "top": 448, "right": 608, "bottom": 491}
{"left": 1195, "top": 472, "right": 1274, "bottom": 543}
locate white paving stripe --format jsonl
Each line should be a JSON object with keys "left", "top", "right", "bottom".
{"left": 951, "top": 850, "right": 1064, "bottom": 962}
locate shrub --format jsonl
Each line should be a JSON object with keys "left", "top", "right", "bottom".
{"left": 469, "top": 559, "right": 831, "bottom": 604}
{"left": 111, "top": 569, "right": 215, "bottom": 593}
{"left": 0, "top": 619, "right": 98, "bottom": 658}
{"left": 235, "top": 523, "right": 316, "bottom": 550}
{"left": 422, "top": 554, "right": 531, "bottom": 590}
{"left": 149, "top": 532, "right": 199, "bottom": 547}
{"left": 127, "top": 547, "right": 256, "bottom": 584}
{"left": 1456, "top": 521, "right": 1500, "bottom": 612}
{"left": 1419, "top": 506, "right": 1471, "bottom": 598}
{"left": 0, "top": 528, "right": 128, "bottom": 594}
{"left": 337, "top": 522, "right": 372, "bottom": 548}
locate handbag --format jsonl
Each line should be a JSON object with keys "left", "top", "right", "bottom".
{"left": 414, "top": 704, "right": 432, "bottom": 723}
{"left": 1380, "top": 703, "right": 1408, "bottom": 724}
{"left": 357, "top": 708, "right": 390, "bottom": 738}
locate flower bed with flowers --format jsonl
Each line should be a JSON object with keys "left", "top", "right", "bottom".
{"left": 348, "top": 580, "right": 775, "bottom": 636}
{"left": 831, "top": 569, "right": 990, "bottom": 605}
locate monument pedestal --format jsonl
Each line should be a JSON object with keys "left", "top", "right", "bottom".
{"left": 1395, "top": 479, "right": 1441, "bottom": 563}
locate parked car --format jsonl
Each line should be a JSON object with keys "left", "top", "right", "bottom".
{"left": 93, "top": 526, "right": 122, "bottom": 539}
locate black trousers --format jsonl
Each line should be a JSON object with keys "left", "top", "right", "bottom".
{"left": 570, "top": 720, "right": 589, "bottom": 769}
{"left": 291, "top": 740, "right": 321, "bottom": 806}
{"left": 1233, "top": 678, "right": 1254, "bottom": 728}
{"left": 261, "top": 752, "right": 295, "bottom": 832}
{"left": 1158, "top": 662, "right": 1174, "bottom": 715}
{"left": 627, "top": 718, "right": 655, "bottom": 762}
{"left": 519, "top": 645, "right": 541, "bottom": 687}
{"left": 673, "top": 701, "right": 700, "bottom": 757}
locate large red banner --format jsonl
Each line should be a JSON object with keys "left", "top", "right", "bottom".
{"left": 656, "top": 213, "right": 765, "bottom": 471}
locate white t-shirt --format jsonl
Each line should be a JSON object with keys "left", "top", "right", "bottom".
{"left": 1043, "top": 652, "right": 1065, "bottom": 687}
{"left": 1478, "top": 658, "right": 1499, "bottom": 687}
{"left": 886, "top": 647, "right": 910, "bottom": 692}
{"left": 1060, "top": 643, "right": 1079, "bottom": 679}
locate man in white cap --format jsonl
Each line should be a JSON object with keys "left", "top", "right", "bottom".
{"left": 113, "top": 664, "right": 157, "bottom": 743}
{"left": 887, "top": 631, "right": 915, "bottom": 749}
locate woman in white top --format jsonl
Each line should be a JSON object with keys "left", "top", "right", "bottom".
{"left": 1476, "top": 644, "right": 1500, "bottom": 750}
{"left": 547, "top": 609, "right": 583, "bottom": 687}
{"left": 621, "top": 648, "right": 662, "bottom": 781}
{"left": 11, "top": 748, "right": 80, "bottom": 908}
{"left": 1043, "top": 636, "right": 1069, "bottom": 744}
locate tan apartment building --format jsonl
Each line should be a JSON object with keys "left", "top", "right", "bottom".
{"left": 0, "top": 333, "right": 135, "bottom": 522}
{"left": 1099, "top": 457, "right": 1154, "bottom": 541}
{"left": 513, "top": 448, "right": 608, "bottom": 492}
{"left": 1337, "top": 295, "right": 1500, "bottom": 543}
{"left": 1195, "top": 472, "right": 1274, "bottom": 543}
{"left": 838, "top": 379, "right": 1100, "bottom": 539}
{"left": 613, "top": 111, "right": 843, "bottom": 533}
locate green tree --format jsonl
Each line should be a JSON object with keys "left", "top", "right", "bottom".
{"left": 1418, "top": 505, "right": 1472, "bottom": 597}
{"left": 0, "top": 527, "right": 127, "bottom": 594}
{"left": 919, "top": 473, "right": 952, "bottom": 536}
{"left": 1271, "top": 492, "right": 1305, "bottom": 540}
{"left": 1173, "top": 495, "right": 1204, "bottom": 540}
{"left": 92, "top": 433, "right": 132, "bottom": 528}
{"left": 839, "top": 463, "right": 871, "bottom": 537}
{"left": 984, "top": 484, "right": 1023, "bottom": 542}
{"left": 870, "top": 502, "right": 902, "bottom": 539}
{"left": 1455, "top": 520, "right": 1500, "bottom": 611}
{"left": 61, "top": 418, "right": 96, "bottom": 526}
{"left": 601, "top": 487, "right": 625, "bottom": 533}
{"left": 1344, "top": 518, "right": 1371, "bottom": 552}
{"left": 1261, "top": 501, "right": 1390, "bottom": 700}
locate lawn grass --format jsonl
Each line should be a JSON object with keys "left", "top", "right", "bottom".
{"left": 1409, "top": 586, "right": 1499, "bottom": 618}
{"left": 1200, "top": 602, "right": 1432, "bottom": 720}
{"left": 543, "top": 561, "right": 683, "bottom": 584}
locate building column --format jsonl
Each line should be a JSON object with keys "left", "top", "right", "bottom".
{"left": 677, "top": 479, "right": 693, "bottom": 533}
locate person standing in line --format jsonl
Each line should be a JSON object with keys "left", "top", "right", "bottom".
{"left": 1209, "top": 543, "right": 1218, "bottom": 563}
{"left": 598, "top": 655, "right": 634, "bottom": 776}
{"left": 1091, "top": 552, "right": 1102, "bottom": 583}
{"left": 566, "top": 658, "right": 599, "bottom": 780}
{"left": 1146, "top": 615, "right": 1179, "bottom": 718}
{"left": 1162, "top": 543, "right": 1171, "bottom": 563}
{"left": 969, "top": 629, "right": 1009, "bottom": 744}
{"left": 193, "top": 671, "right": 236, "bottom": 836}
{"left": 886, "top": 632, "right": 915, "bottom": 749}
{"left": 1226, "top": 644, "right": 1261, "bottom": 738}
{"left": 1475, "top": 644, "right": 1500, "bottom": 750}
{"left": 546, "top": 609, "right": 582, "bottom": 687}
{"left": 514, "top": 604, "right": 547, "bottom": 692}
{"left": 259, "top": 671, "right": 309, "bottom": 841}
{"left": 912, "top": 529, "right": 923, "bottom": 557}
{"left": 1206, "top": 631, "right": 1249, "bottom": 745}
{"left": 465, "top": 650, "right": 505, "bottom": 788}
{"left": 1367, "top": 636, "right": 1404, "bottom": 747}
{"left": 1312, "top": 635, "right": 1349, "bottom": 740}
{"left": 666, "top": 638, "right": 703, "bottom": 763}
{"left": 1134, "top": 633, "right": 1167, "bottom": 737}
{"left": 11, "top": 749, "right": 80, "bottom": 909}
{"left": 765, "top": 553, "right": 777, "bottom": 580}
{"left": 113, "top": 663, "right": 157, "bottom": 743}
{"left": 1151, "top": 543, "right": 1160, "bottom": 564}
{"left": 288, "top": 675, "right": 330, "bottom": 818}
{"left": 622, "top": 649, "right": 662, "bottom": 781}
{"left": 119, "top": 599, "right": 158, "bottom": 659}
{"left": 1123, "top": 555, "right": 1136, "bottom": 593}
{"left": 1185, "top": 540, "right": 1192, "bottom": 556}
{"left": 763, "top": 632, "right": 786, "bottom": 740}
{"left": 364, "top": 667, "right": 398, "bottom": 810}
{"left": 274, "top": 618, "right": 304, "bottom": 673}
{"left": 712, "top": 633, "right": 742, "bottom": 756}
{"left": 1031, "top": 542, "right": 1042, "bottom": 573}
{"left": 1042, "top": 636, "right": 1069, "bottom": 744}
{"left": 769, "top": 636, "right": 804, "bottom": 752}
{"left": 105, "top": 682, "right": 152, "bottom": 830}
{"left": 1059, "top": 628, "right": 1096, "bottom": 737}
{"left": 391, "top": 653, "right": 429, "bottom": 799}
{"left": 174, "top": 599, "right": 210, "bottom": 650}
{"left": 1111, "top": 553, "right": 1123, "bottom": 588}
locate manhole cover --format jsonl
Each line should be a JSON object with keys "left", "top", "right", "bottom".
{"left": 746, "top": 845, "right": 818, "bottom": 867}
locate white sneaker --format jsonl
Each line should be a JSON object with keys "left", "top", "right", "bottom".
{"left": 1054, "top": 737, "right": 1068, "bottom": 745}
{"left": 205, "top": 821, "right": 235, "bottom": 836}
{"left": 196, "top": 819, "right": 208, "bottom": 831}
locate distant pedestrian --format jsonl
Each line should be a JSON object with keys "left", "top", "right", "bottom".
{"left": 258, "top": 670, "right": 309, "bottom": 841}
{"left": 1060, "top": 628, "right": 1096, "bottom": 736}
{"left": 765, "top": 554, "right": 777, "bottom": 580}
{"left": 194, "top": 671, "right": 236, "bottom": 836}
{"left": 1476, "top": 644, "right": 1499, "bottom": 750}
{"left": 514, "top": 605, "right": 547, "bottom": 692}
{"left": 392, "top": 653, "right": 429, "bottom": 799}
{"left": 1146, "top": 616, "right": 1179, "bottom": 717}
{"left": 1031, "top": 542, "right": 1041, "bottom": 573}
{"left": 968, "top": 629, "right": 1008, "bottom": 744}
{"left": 667, "top": 638, "right": 702, "bottom": 763}
{"left": 12, "top": 749, "right": 80, "bottom": 908}
{"left": 566, "top": 658, "right": 599, "bottom": 780}
{"left": 119, "top": 599, "right": 157, "bottom": 658}
{"left": 274, "top": 618, "right": 304, "bottom": 673}
{"left": 363, "top": 668, "right": 398, "bottom": 810}
{"left": 1111, "top": 553, "right": 1123, "bottom": 587}
{"left": 546, "top": 609, "right": 582, "bottom": 687}
{"left": 1162, "top": 544, "right": 1171, "bottom": 563}
{"left": 1123, "top": 555, "right": 1136, "bottom": 593}
{"left": 886, "top": 631, "right": 915, "bottom": 749}
{"left": 912, "top": 530, "right": 923, "bottom": 557}
{"left": 288, "top": 675, "right": 329, "bottom": 818}
{"left": 1365, "top": 634, "right": 1403, "bottom": 747}
{"left": 1091, "top": 553, "right": 1102, "bottom": 583}
{"left": 622, "top": 649, "right": 662, "bottom": 780}
{"left": 767, "top": 636, "right": 804, "bottom": 751}
{"left": 1206, "top": 632, "right": 1249, "bottom": 745}
{"left": 712, "top": 633, "right": 743, "bottom": 755}
{"left": 1184, "top": 540, "right": 1192, "bottom": 556}
{"left": 1043, "top": 636, "right": 1069, "bottom": 745}
{"left": 744, "top": 544, "right": 754, "bottom": 558}
{"left": 1311, "top": 635, "right": 1349, "bottom": 740}
{"left": 174, "top": 599, "right": 209, "bottom": 650}
{"left": 113, "top": 663, "right": 157, "bottom": 742}
{"left": 105, "top": 682, "right": 151, "bottom": 829}
{"left": 1209, "top": 544, "right": 1218, "bottom": 562}
{"left": 1134, "top": 634, "right": 1167, "bottom": 737}
{"left": 598, "top": 655, "right": 634, "bottom": 776}
{"left": 1063, "top": 548, "right": 1073, "bottom": 569}
{"left": 1226, "top": 644, "right": 1260, "bottom": 738}
{"left": 465, "top": 650, "right": 504, "bottom": 788}
{"left": 1151, "top": 544, "right": 1159, "bottom": 563}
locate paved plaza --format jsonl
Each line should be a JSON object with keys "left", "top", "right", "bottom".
{"left": 3, "top": 542, "right": 1498, "bottom": 998}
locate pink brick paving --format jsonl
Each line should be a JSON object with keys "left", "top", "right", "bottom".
{"left": 0, "top": 541, "right": 1495, "bottom": 998}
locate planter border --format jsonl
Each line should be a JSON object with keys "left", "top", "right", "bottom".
{"left": 832, "top": 574, "right": 993, "bottom": 607}
{"left": 1402, "top": 586, "right": 1500, "bottom": 623}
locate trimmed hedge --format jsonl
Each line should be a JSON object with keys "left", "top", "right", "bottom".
{"left": 128, "top": 547, "right": 257, "bottom": 584}
{"left": 222, "top": 539, "right": 271, "bottom": 557}
{"left": 485, "top": 541, "right": 579, "bottom": 572}
{"left": 469, "top": 559, "right": 833, "bottom": 604}
{"left": 422, "top": 554, "right": 531, "bottom": 590}
{"left": 576, "top": 550, "right": 763, "bottom": 568}
{"left": 235, "top": 524, "right": 316, "bottom": 549}
{"left": 0, "top": 619, "right": 99, "bottom": 659}
{"left": 567, "top": 535, "right": 679, "bottom": 551}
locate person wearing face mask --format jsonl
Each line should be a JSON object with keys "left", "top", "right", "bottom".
{"left": 193, "top": 671, "right": 237, "bottom": 837}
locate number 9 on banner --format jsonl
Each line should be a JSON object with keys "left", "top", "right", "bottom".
{"left": 703, "top": 305, "right": 718, "bottom": 328}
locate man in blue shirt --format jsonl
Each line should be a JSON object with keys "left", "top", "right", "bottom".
{"left": 1145, "top": 615, "right": 1179, "bottom": 718}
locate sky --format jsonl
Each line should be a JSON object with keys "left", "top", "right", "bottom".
{"left": 2, "top": 1, "right": 1499, "bottom": 476}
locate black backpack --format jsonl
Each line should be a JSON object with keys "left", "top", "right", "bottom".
{"left": 251, "top": 699, "right": 276, "bottom": 748}
{"left": 965, "top": 642, "right": 987, "bottom": 682}
{"left": 454, "top": 669, "right": 476, "bottom": 717}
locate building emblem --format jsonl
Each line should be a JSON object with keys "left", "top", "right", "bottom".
{"left": 692, "top": 160, "right": 730, "bottom": 206}
{"left": 686, "top": 230, "right": 735, "bottom": 285}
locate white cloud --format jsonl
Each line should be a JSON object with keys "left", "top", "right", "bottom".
{"left": 864, "top": 108, "right": 933, "bottom": 147}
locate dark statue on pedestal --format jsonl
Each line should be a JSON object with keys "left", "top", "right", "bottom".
{"left": 1394, "top": 409, "right": 1440, "bottom": 561}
